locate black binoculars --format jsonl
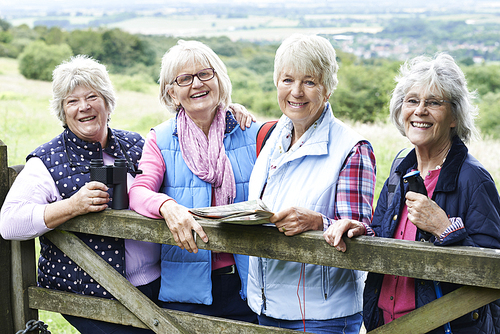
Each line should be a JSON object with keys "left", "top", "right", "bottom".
{"left": 90, "top": 158, "right": 129, "bottom": 209}
{"left": 403, "top": 170, "right": 433, "bottom": 241}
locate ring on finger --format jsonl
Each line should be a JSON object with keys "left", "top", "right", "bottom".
{"left": 281, "top": 226, "right": 286, "bottom": 232}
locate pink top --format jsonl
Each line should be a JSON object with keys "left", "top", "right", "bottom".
{"left": 378, "top": 168, "right": 441, "bottom": 324}
{"left": 129, "top": 131, "right": 235, "bottom": 270}
{"left": 0, "top": 153, "right": 161, "bottom": 287}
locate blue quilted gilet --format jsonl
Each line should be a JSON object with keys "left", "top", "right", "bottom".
{"left": 28, "top": 127, "right": 144, "bottom": 298}
{"left": 155, "top": 111, "right": 258, "bottom": 305}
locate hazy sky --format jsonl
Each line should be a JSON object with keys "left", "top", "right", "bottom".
{"left": 1, "top": 0, "right": 491, "bottom": 14}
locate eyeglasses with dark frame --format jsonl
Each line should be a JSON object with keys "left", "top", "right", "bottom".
{"left": 402, "top": 96, "right": 452, "bottom": 111}
{"left": 172, "top": 68, "right": 216, "bottom": 87}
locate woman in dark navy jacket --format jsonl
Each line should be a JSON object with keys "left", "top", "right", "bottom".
{"left": 324, "top": 53, "right": 500, "bottom": 333}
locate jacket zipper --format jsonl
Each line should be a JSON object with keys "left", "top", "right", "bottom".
{"left": 262, "top": 288, "right": 267, "bottom": 310}
{"left": 259, "top": 258, "right": 267, "bottom": 311}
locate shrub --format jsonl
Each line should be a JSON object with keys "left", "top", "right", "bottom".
{"left": 68, "top": 29, "right": 104, "bottom": 59}
{"left": 0, "top": 42, "right": 20, "bottom": 58}
{"left": 18, "top": 40, "right": 73, "bottom": 81}
{"left": 478, "top": 92, "right": 500, "bottom": 139}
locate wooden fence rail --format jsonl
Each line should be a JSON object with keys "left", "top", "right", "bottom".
{"left": 2, "top": 138, "right": 500, "bottom": 334}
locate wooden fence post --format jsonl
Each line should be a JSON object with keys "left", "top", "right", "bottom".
{"left": 0, "top": 139, "right": 14, "bottom": 334}
{"left": 0, "top": 140, "right": 37, "bottom": 332}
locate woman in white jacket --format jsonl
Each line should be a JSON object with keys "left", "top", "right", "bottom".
{"left": 247, "top": 34, "right": 377, "bottom": 334}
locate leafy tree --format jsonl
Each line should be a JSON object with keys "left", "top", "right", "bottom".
{"left": 10, "top": 24, "right": 38, "bottom": 41}
{"left": 247, "top": 54, "right": 274, "bottom": 75}
{"left": 68, "top": 29, "right": 104, "bottom": 59}
{"left": 463, "top": 64, "right": 500, "bottom": 96}
{"left": 331, "top": 61, "right": 399, "bottom": 122}
{"left": 0, "top": 18, "right": 11, "bottom": 31}
{"left": 18, "top": 40, "right": 73, "bottom": 81}
{"left": 101, "top": 28, "right": 155, "bottom": 68}
{"left": 477, "top": 92, "right": 500, "bottom": 139}
{"left": 230, "top": 67, "right": 280, "bottom": 117}
{"left": 207, "top": 36, "right": 242, "bottom": 57}
{"left": 0, "top": 30, "right": 13, "bottom": 44}
{"left": 43, "top": 27, "right": 68, "bottom": 45}
{"left": 0, "top": 42, "right": 19, "bottom": 58}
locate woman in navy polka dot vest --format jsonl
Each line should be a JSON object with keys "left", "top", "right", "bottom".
{"left": 0, "top": 55, "right": 160, "bottom": 334}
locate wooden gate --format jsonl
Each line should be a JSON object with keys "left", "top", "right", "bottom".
{"left": 2, "top": 138, "right": 500, "bottom": 334}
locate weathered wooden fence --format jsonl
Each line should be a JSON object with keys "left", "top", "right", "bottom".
{"left": 2, "top": 138, "right": 500, "bottom": 334}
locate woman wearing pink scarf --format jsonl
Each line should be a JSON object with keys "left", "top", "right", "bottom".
{"left": 129, "top": 40, "right": 259, "bottom": 323}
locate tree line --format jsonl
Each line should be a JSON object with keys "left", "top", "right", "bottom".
{"left": 1, "top": 18, "right": 500, "bottom": 138}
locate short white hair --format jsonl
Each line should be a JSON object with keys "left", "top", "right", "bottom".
{"left": 50, "top": 55, "right": 116, "bottom": 127}
{"left": 274, "top": 34, "right": 339, "bottom": 98}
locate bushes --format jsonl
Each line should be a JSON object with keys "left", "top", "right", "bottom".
{"left": 67, "top": 29, "right": 104, "bottom": 60}
{"left": 478, "top": 92, "right": 500, "bottom": 139}
{"left": 101, "top": 28, "right": 156, "bottom": 68}
{"left": 464, "top": 64, "right": 500, "bottom": 139}
{"left": 330, "top": 61, "right": 398, "bottom": 123}
{"left": 18, "top": 41, "right": 73, "bottom": 81}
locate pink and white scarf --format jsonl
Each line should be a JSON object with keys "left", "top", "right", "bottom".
{"left": 177, "top": 106, "right": 236, "bottom": 206}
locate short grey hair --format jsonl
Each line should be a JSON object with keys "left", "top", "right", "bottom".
{"left": 273, "top": 34, "right": 339, "bottom": 98}
{"left": 390, "top": 53, "right": 479, "bottom": 143}
{"left": 159, "top": 40, "right": 232, "bottom": 112}
{"left": 50, "top": 55, "right": 116, "bottom": 127}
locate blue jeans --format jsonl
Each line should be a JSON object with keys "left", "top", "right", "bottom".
{"left": 258, "top": 312, "right": 363, "bottom": 334}
{"left": 63, "top": 277, "right": 161, "bottom": 334}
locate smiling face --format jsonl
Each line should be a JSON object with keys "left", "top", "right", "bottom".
{"left": 402, "top": 87, "right": 456, "bottom": 153}
{"left": 64, "top": 85, "right": 110, "bottom": 146}
{"left": 168, "top": 63, "right": 220, "bottom": 124}
{"left": 276, "top": 68, "right": 328, "bottom": 135}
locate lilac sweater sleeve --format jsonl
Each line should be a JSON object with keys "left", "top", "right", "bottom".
{"left": 0, "top": 157, "right": 58, "bottom": 240}
{"left": 129, "top": 130, "right": 174, "bottom": 219}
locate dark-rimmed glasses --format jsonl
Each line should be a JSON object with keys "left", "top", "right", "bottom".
{"left": 402, "top": 96, "right": 451, "bottom": 111}
{"left": 172, "top": 68, "right": 216, "bottom": 87}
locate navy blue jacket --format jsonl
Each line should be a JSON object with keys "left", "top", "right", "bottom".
{"left": 364, "top": 136, "right": 500, "bottom": 334}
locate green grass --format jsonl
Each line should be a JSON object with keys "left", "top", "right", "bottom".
{"left": 39, "top": 311, "right": 80, "bottom": 333}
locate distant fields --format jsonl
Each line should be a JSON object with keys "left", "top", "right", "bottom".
{"left": 9, "top": 14, "right": 384, "bottom": 41}
{"left": 106, "top": 15, "right": 383, "bottom": 41}
{"left": 9, "top": 11, "right": 500, "bottom": 42}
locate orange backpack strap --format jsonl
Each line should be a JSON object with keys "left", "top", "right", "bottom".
{"left": 256, "top": 120, "right": 278, "bottom": 157}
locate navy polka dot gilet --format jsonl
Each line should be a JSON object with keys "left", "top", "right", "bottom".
{"left": 28, "top": 127, "right": 144, "bottom": 298}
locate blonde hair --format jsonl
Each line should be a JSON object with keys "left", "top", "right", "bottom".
{"left": 159, "top": 40, "right": 232, "bottom": 112}
{"left": 50, "top": 55, "right": 116, "bottom": 126}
